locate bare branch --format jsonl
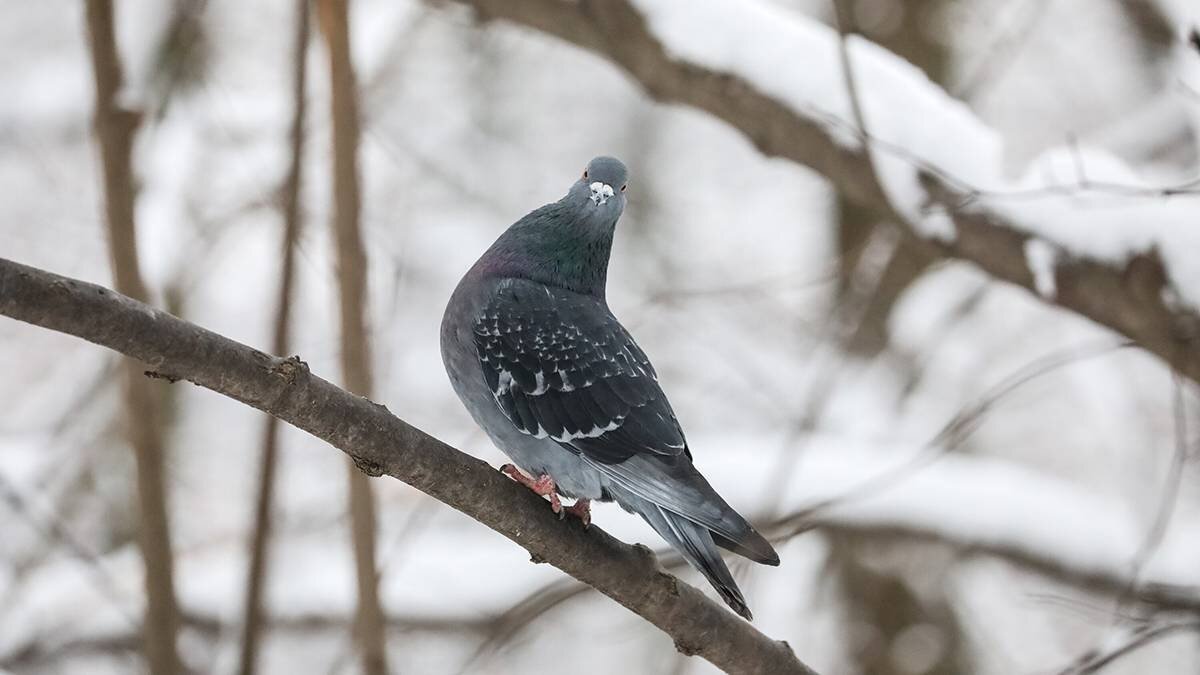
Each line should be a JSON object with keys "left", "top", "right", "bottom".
{"left": 315, "top": 0, "right": 389, "bottom": 672}
{"left": 1055, "top": 619, "right": 1200, "bottom": 674}
{"left": 83, "top": 2, "right": 182, "bottom": 671}
{"left": 238, "top": 2, "right": 310, "bottom": 673}
{"left": 0, "top": 257, "right": 817, "bottom": 675}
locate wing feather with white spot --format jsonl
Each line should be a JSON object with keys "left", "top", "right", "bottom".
{"left": 473, "top": 279, "right": 687, "bottom": 464}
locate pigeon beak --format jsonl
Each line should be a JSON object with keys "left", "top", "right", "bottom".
{"left": 588, "top": 181, "right": 614, "bottom": 206}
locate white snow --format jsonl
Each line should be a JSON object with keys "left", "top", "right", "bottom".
{"left": 916, "top": 204, "right": 957, "bottom": 243}
{"left": 1024, "top": 238, "right": 1058, "bottom": 299}
{"left": 633, "top": 0, "right": 1200, "bottom": 307}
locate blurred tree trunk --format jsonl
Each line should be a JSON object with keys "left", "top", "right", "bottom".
{"left": 829, "top": 3, "right": 975, "bottom": 672}
{"left": 1116, "top": 0, "right": 1175, "bottom": 72}
{"left": 1111, "top": 0, "right": 1198, "bottom": 167}
{"left": 834, "top": 0, "right": 945, "bottom": 355}
{"left": 825, "top": 532, "right": 973, "bottom": 675}
{"left": 237, "top": 3, "right": 310, "bottom": 674}
{"left": 83, "top": 1, "right": 182, "bottom": 673}
{"left": 316, "top": 1, "right": 390, "bottom": 673}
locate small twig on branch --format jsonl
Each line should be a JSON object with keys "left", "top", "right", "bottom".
{"left": 0, "top": 257, "right": 816, "bottom": 675}
{"left": 1055, "top": 619, "right": 1200, "bottom": 675}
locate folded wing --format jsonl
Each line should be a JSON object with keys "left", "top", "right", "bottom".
{"left": 473, "top": 279, "right": 777, "bottom": 565}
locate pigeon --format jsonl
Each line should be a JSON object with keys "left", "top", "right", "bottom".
{"left": 440, "top": 156, "right": 779, "bottom": 620}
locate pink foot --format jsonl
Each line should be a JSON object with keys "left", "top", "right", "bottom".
{"left": 500, "top": 464, "right": 562, "bottom": 514}
{"left": 564, "top": 499, "right": 591, "bottom": 527}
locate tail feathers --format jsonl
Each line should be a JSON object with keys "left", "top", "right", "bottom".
{"left": 713, "top": 530, "right": 780, "bottom": 566}
{"left": 584, "top": 454, "right": 780, "bottom": 567}
{"left": 639, "top": 501, "right": 754, "bottom": 620}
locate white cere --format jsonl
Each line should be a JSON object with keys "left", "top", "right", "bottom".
{"left": 589, "top": 181, "right": 615, "bottom": 205}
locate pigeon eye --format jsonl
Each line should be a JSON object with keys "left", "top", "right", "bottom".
{"left": 583, "top": 169, "right": 588, "bottom": 179}
{"left": 620, "top": 184, "right": 627, "bottom": 192}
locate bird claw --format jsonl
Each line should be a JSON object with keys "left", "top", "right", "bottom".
{"left": 499, "top": 465, "right": 588, "bottom": 525}
{"left": 543, "top": 485, "right": 563, "bottom": 515}
{"left": 500, "top": 464, "right": 562, "bottom": 514}
{"left": 564, "top": 499, "right": 591, "bottom": 528}
{"left": 499, "top": 463, "right": 527, "bottom": 483}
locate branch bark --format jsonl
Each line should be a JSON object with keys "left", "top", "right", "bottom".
{"left": 442, "top": 0, "right": 1200, "bottom": 385}
{"left": 83, "top": 2, "right": 182, "bottom": 673}
{"left": 237, "top": 2, "right": 310, "bottom": 673}
{"left": 0, "top": 257, "right": 816, "bottom": 675}
{"left": 315, "top": 0, "right": 389, "bottom": 672}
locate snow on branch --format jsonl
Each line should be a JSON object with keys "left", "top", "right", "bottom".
{"left": 449, "top": 0, "right": 1200, "bottom": 384}
{"left": 0, "top": 257, "right": 815, "bottom": 675}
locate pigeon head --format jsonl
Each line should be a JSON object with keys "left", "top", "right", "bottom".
{"left": 562, "top": 156, "right": 628, "bottom": 228}
{"left": 576, "top": 155, "right": 628, "bottom": 208}
{"left": 474, "top": 156, "right": 630, "bottom": 298}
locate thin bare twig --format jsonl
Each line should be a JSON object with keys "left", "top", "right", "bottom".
{"left": 773, "top": 339, "right": 1137, "bottom": 533}
{"left": 1055, "top": 619, "right": 1200, "bottom": 674}
{"left": 1053, "top": 372, "right": 1199, "bottom": 673}
{"left": 315, "top": 1, "right": 390, "bottom": 672}
{"left": 950, "top": 0, "right": 1054, "bottom": 98}
{"left": 0, "top": 473, "right": 139, "bottom": 627}
{"left": 1125, "top": 374, "right": 1191, "bottom": 593}
{"left": 237, "top": 2, "right": 310, "bottom": 674}
{"left": 831, "top": 0, "right": 869, "bottom": 160}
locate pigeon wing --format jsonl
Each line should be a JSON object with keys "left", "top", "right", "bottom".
{"left": 473, "top": 278, "right": 778, "bottom": 565}
{"left": 473, "top": 278, "right": 687, "bottom": 465}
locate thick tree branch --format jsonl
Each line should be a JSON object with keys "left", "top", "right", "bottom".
{"left": 443, "top": 0, "right": 1200, "bottom": 385}
{"left": 0, "top": 257, "right": 814, "bottom": 675}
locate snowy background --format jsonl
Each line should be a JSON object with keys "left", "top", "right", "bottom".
{"left": 2, "top": 0, "right": 1200, "bottom": 673}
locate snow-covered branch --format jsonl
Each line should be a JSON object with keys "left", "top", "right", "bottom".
{"left": 447, "top": 0, "right": 1200, "bottom": 384}
{"left": 0, "top": 257, "right": 815, "bottom": 675}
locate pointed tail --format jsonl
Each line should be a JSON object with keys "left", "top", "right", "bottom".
{"left": 626, "top": 493, "right": 755, "bottom": 620}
